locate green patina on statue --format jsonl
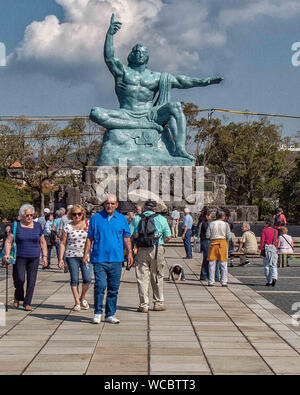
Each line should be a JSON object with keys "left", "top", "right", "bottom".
{"left": 90, "top": 14, "right": 223, "bottom": 166}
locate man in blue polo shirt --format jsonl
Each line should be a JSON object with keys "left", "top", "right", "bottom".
{"left": 83, "top": 194, "right": 133, "bottom": 324}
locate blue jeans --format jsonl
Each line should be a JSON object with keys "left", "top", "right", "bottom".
{"left": 55, "top": 242, "right": 60, "bottom": 262}
{"left": 263, "top": 245, "right": 278, "bottom": 283}
{"left": 183, "top": 229, "right": 193, "bottom": 258}
{"left": 66, "top": 257, "right": 92, "bottom": 287}
{"left": 215, "top": 262, "right": 220, "bottom": 282}
{"left": 201, "top": 240, "right": 220, "bottom": 281}
{"left": 200, "top": 239, "right": 210, "bottom": 280}
{"left": 93, "top": 262, "right": 122, "bottom": 317}
{"left": 47, "top": 245, "right": 53, "bottom": 267}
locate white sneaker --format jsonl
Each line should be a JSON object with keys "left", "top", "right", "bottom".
{"left": 105, "top": 315, "right": 120, "bottom": 324}
{"left": 93, "top": 314, "right": 101, "bottom": 324}
{"left": 81, "top": 300, "right": 89, "bottom": 310}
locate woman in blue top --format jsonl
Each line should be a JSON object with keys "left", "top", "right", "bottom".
{"left": 3, "top": 204, "right": 48, "bottom": 311}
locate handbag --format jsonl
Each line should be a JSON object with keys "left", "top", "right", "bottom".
{"left": 44, "top": 234, "right": 52, "bottom": 247}
{"left": 193, "top": 237, "right": 201, "bottom": 253}
{"left": 0, "top": 221, "right": 17, "bottom": 265}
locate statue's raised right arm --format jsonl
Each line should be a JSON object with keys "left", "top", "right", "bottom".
{"left": 104, "top": 14, "right": 124, "bottom": 77}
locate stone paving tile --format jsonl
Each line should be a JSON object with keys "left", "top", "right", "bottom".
{"left": 26, "top": 361, "right": 89, "bottom": 371}
{"left": 95, "top": 347, "right": 148, "bottom": 355}
{"left": 0, "top": 340, "right": 45, "bottom": 347}
{"left": 0, "top": 371, "right": 23, "bottom": 375}
{"left": 199, "top": 342, "right": 254, "bottom": 350}
{"left": 2, "top": 246, "right": 300, "bottom": 375}
{"left": 39, "top": 347, "right": 96, "bottom": 355}
{"left": 34, "top": 354, "right": 91, "bottom": 362}
{"left": 0, "top": 361, "right": 30, "bottom": 370}
{"left": 150, "top": 348, "right": 204, "bottom": 356}
{"left": 208, "top": 355, "right": 272, "bottom": 374}
{"left": 263, "top": 356, "right": 300, "bottom": 374}
{"left": 204, "top": 349, "right": 259, "bottom": 357}
{"left": 23, "top": 371, "right": 84, "bottom": 375}
{"left": 50, "top": 334, "right": 100, "bottom": 340}
{"left": 87, "top": 360, "right": 147, "bottom": 372}
{"left": 0, "top": 355, "right": 33, "bottom": 362}
{"left": 44, "top": 340, "right": 97, "bottom": 347}
{"left": 150, "top": 355, "right": 210, "bottom": 373}
{"left": 195, "top": 331, "right": 244, "bottom": 337}
{"left": 258, "top": 349, "right": 300, "bottom": 357}
{"left": 150, "top": 341, "right": 200, "bottom": 349}
{"left": 150, "top": 371, "right": 211, "bottom": 375}
{"left": 252, "top": 342, "right": 295, "bottom": 351}
{"left": 198, "top": 336, "right": 250, "bottom": 343}
{"left": 86, "top": 371, "right": 148, "bottom": 375}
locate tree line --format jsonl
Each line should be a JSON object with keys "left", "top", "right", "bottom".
{"left": 0, "top": 103, "right": 299, "bottom": 222}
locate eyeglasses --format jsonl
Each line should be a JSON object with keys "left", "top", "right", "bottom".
{"left": 105, "top": 202, "right": 116, "bottom": 206}
{"left": 72, "top": 212, "right": 82, "bottom": 217}
{"left": 24, "top": 214, "right": 33, "bottom": 217}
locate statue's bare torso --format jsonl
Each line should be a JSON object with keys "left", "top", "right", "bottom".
{"left": 115, "top": 67, "right": 161, "bottom": 112}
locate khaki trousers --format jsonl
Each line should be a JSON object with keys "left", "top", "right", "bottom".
{"left": 135, "top": 245, "right": 165, "bottom": 309}
{"left": 239, "top": 249, "right": 258, "bottom": 264}
{"left": 171, "top": 220, "right": 179, "bottom": 237}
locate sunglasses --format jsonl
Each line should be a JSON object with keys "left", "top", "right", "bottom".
{"left": 25, "top": 214, "right": 33, "bottom": 217}
{"left": 72, "top": 212, "right": 82, "bottom": 217}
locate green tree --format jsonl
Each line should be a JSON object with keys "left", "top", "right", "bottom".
{"left": 182, "top": 102, "right": 207, "bottom": 166}
{"left": 0, "top": 178, "right": 38, "bottom": 221}
{"left": 3, "top": 119, "right": 74, "bottom": 214}
{"left": 189, "top": 114, "right": 295, "bottom": 216}
{"left": 57, "top": 118, "right": 103, "bottom": 183}
{"left": 278, "top": 153, "right": 300, "bottom": 223}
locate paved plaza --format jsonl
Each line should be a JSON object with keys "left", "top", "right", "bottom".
{"left": 0, "top": 240, "right": 300, "bottom": 375}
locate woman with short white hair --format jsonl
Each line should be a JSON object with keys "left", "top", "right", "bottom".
{"left": 3, "top": 204, "right": 48, "bottom": 311}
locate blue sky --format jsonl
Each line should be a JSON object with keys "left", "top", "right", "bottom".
{"left": 0, "top": 0, "right": 300, "bottom": 139}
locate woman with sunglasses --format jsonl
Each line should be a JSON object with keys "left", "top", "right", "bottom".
{"left": 3, "top": 204, "right": 48, "bottom": 311}
{"left": 58, "top": 205, "right": 92, "bottom": 311}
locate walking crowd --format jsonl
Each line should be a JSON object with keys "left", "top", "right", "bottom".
{"left": 0, "top": 197, "right": 295, "bottom": 323}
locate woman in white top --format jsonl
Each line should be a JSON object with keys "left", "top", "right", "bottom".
{"left": 278, "top": 227, "right": 294, "bottom": 254}
{"left": 59, "top": 205, "right": 92, "bottom": 311}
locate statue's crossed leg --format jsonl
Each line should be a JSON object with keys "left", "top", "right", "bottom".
{"left": 90, "top": 107, "right": 163, "bottom": 132}
{"left": 90, "top": 102, "right": 194, "bottom": 161}
{"left": 154, "top": 101, "right": 194, "bottom": 161}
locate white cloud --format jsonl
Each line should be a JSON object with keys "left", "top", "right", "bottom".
{"left": 218, "top": 0, "right": 300, "bottom": 26}
{"left": 8, "top": 0, "right": 224, "bottom": 81}
{"left": 10, "top": 0, "right": 163, "bottom": 66}
{"left": 7, "top": 0, "right": 300, "bottom": 86}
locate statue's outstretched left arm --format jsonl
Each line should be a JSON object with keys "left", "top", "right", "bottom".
{"left": 171, "top": 75, "right": 223, "bottom": 89}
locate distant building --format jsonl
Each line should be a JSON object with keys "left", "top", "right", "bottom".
{"left": 280, "top": 144, "right": 300, "bottom": 152}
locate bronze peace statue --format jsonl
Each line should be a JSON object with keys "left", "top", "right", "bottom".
{"left": 90, "top": 14, "right": 223, "bottom": 166}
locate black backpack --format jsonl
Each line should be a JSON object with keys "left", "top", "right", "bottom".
{"left": 136, "top": 213, "right": 158, "bottom": 247}
{"left": 49, "top": 229, "right": 57, "bottom": 245}
{"left": 191, "top": 224, "right": 198, "bottom": 237}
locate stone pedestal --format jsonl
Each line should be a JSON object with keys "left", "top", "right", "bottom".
{"left": 54, "top": 166, "right": 228, "bottom": 213}
{"left": 53, "top": 166, "right": 258, "bottom": 221}
{"left": 97, "top": 128, "right": 194, "bottom": 166}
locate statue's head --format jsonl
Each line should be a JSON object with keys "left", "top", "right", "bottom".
{"left": 127, "top": 44, "right": 149, "bottom": 66}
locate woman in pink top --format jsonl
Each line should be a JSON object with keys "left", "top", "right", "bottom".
{"left": 260, "top": 217, "right": 278, "bottom": 287}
